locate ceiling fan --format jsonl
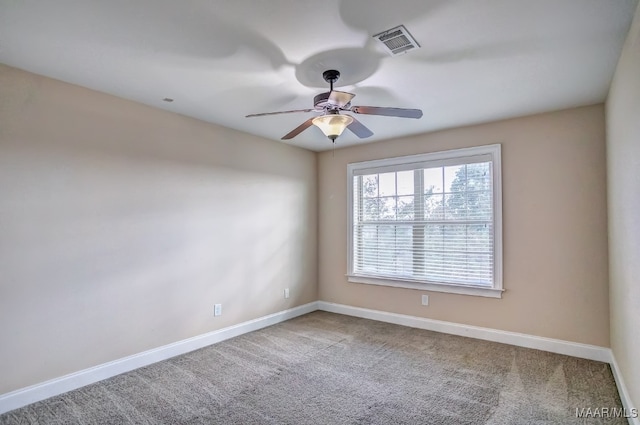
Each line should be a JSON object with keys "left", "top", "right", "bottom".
{"left": 246, "top": 70, "right": 423, "bottom": 143}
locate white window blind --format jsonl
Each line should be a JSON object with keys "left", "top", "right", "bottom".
{"left": 347, "top": 145, "right": 502, "bottom": 297}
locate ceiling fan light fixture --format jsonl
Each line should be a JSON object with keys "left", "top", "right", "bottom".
{"left": 312, "top": 114, "right": 353, "bottom": 141}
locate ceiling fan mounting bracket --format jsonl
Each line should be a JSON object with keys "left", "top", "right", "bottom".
{"left": 322, "top": 70, "right": 341, "bottom": 85}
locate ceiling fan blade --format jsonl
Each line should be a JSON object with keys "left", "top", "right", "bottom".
{"left": 351, "top": 106, "right": 423, "bottom": 119}
{"left": 347, "top": 116, "right": 374, "bottom": 138}
{"left": 282, "top": 118, "right": 315, "bottom": 140}
{"left": 328, "top": 90, "right": 356, "bottom": 108}
{"left": 246, "top": 108, "right": 314, "bottom": 118}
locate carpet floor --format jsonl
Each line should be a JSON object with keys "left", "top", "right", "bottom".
{"left": 0, "top": 311, "right": 625, "bottom": 424}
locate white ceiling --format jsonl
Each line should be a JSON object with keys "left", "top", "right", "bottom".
{"left": 0, "top": 0, "right": 637, "bottom": 151}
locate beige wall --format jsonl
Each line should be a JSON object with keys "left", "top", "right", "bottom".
{"left": 0, "top": 64, "right": 317, "bottom": 394}
{"left": 606, "top": 2, "right": 640, "bottom": 409}
{"left": 318, "top": 105, "right": 609, "bottom": 346}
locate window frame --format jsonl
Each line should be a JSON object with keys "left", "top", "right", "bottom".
{"left": 347, "top": 144, "right": 503, "bottom": 298}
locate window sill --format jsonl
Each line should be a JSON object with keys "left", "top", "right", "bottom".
{"left": 347, "top": 274, "right": 504, "bottom": 298}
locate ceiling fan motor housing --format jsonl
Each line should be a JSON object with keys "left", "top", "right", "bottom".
{"left": 313, "top": 92, "right": 346, "bottom": 109}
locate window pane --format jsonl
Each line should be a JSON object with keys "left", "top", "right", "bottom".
{"left": 467, "top": 190, "right": 492, "bottom": 220}
{"left": 381, "top": 197, "right": 396, "bottom": 220}
{"left": 424, "top": 251, "right": 445, "bottom": 280}
{"left": 397, "top": 226, "right": 413, "bottom": 276}
{"left": 424, "top": 224, "right": 444, "bottom": 255}
{"left": 396, "top": 226, "right": 413, "bottom": 247}
{"left": 397, "top": 196, "right": 414, "bottom": 220}
{"left": 467, "top": 253, "right": 493, "bottom": 286}
{"left": 359, "top": 226, "right": 378, "bottom": 273}
{"left": 397, "top": 170, "right": 414, "bottom": 196}
{"left": 379, "top": 172, "right": 396, "bottom": 196}
{"left": 443, "top": 225, "right": 467, "bottom": 252}
{"left": 467, "top": 224, "right": 492, "bottom": 253}
{"left": 362, "top": 174, "right": 378, "bottom": 198}
{"left": 444, "top": 165, "right": 465, "bottom": 192}
{"left": 441, "top": 252, "right": 468, "bottom": 278}
{"left": 377, "top": 225, "right": 395, "bottom": 273}
{"left": 363, "top": 199, "right": 380, "bottom": 221}
{"left": 424, "top": 167, "right": 443, "bottom": 194}
{"left": 444, "top": 193, "right": 466, "bottom": 220}
{"left": 467, "top": 162, "right": 491, "bottom": 191}
{"left": 424, "top": 194, "right": 444, "bottom": 220}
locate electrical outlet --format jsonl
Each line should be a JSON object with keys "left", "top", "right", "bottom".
{"left": 284, "top": 288, "right": 290, "bottom": 299}
{"left": 421, "top": 295, "right": 429, "bottom": 306}
{"left": 214, "top": 304, "right": 222, "bottom": 316}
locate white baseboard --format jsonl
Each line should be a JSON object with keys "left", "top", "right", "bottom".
{"left": 317, "top": 301, "right": 611, "bottom": 363}
{"left": 0, "top": 301, "right": 318, "bottom": 415}
{"left": 609, "top": 353, "right": 640, "bottom": 425}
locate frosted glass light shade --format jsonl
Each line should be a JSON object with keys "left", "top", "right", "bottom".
{"left": 312, "top": 114, "right": 353, "bottom": 140}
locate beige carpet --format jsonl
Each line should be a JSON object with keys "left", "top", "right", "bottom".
{"left": 0, "top": 312, "right": 625, "bottom": 424}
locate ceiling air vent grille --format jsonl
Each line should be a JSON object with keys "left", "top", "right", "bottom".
{"left": 373, "top": 25, "right": 420, "bottom": 56}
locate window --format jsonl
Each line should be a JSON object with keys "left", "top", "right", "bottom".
{"left": 347, "top": 144, "right": 503, "bottom": 298}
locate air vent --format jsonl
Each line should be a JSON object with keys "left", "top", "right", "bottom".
{"left": 373, "top": 25, "right": 420, "bottom": 56}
